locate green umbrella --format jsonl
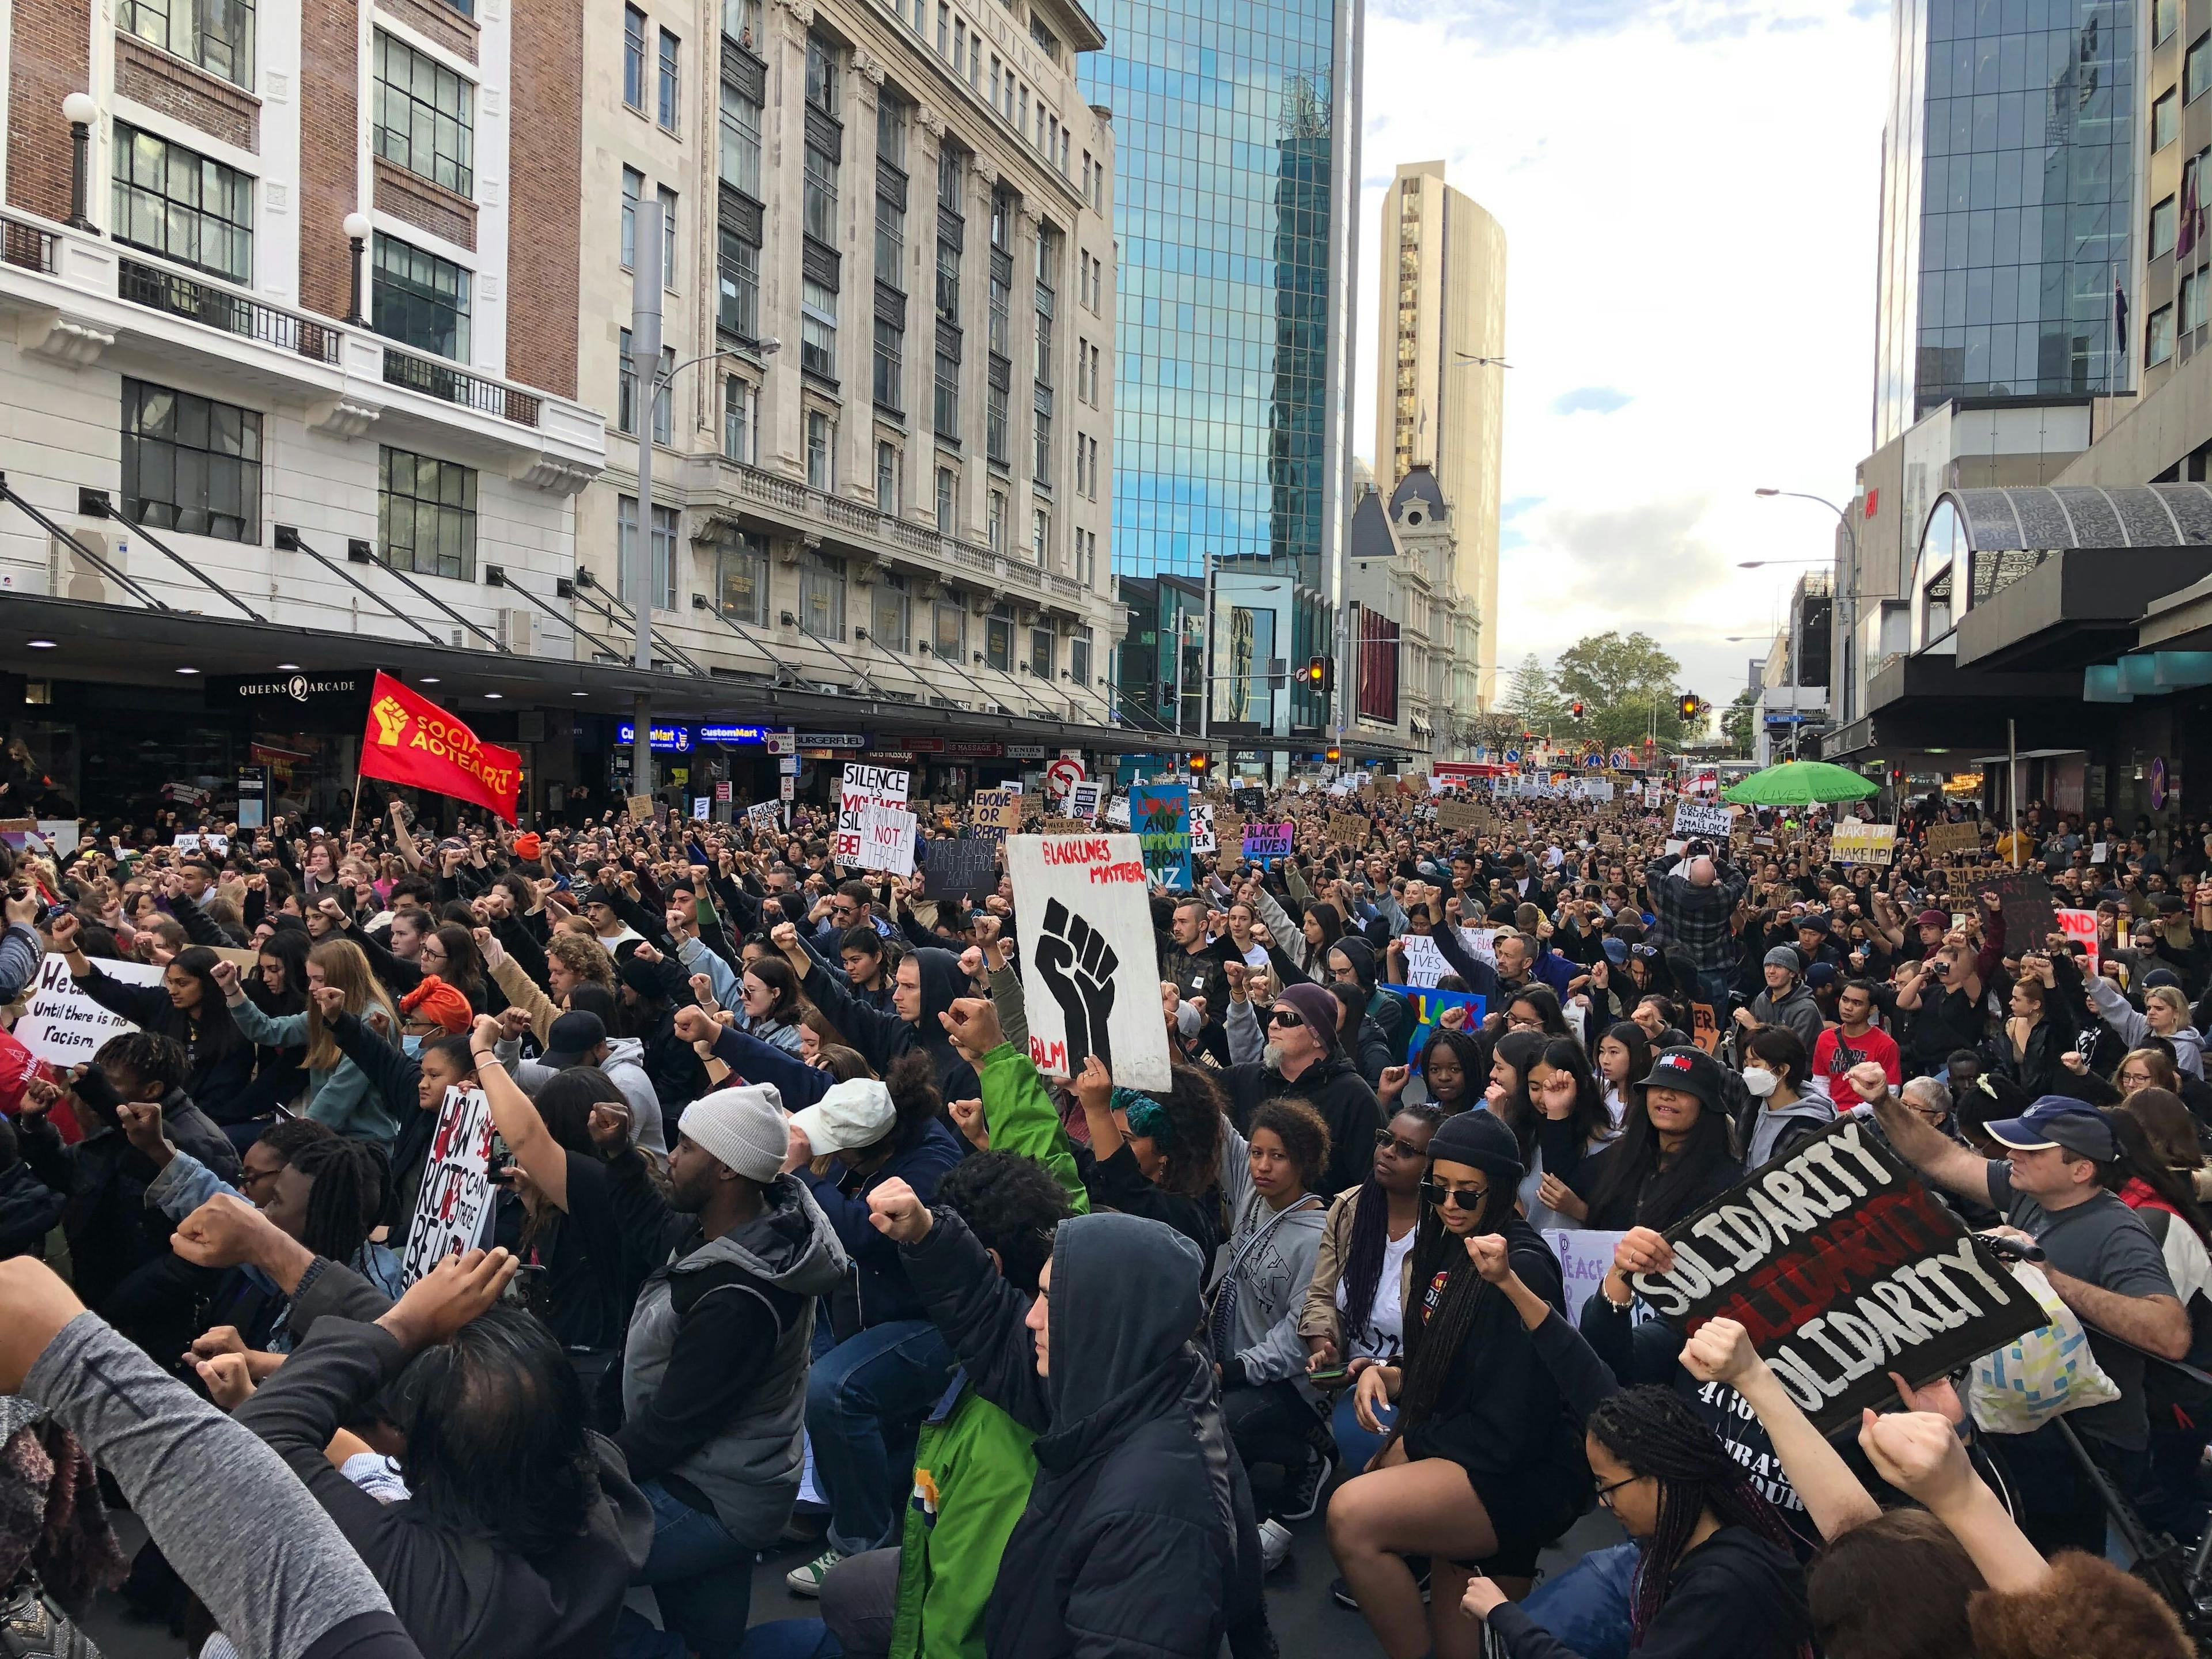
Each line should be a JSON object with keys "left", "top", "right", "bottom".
{"left": 1719, "top": 760, "right": 1880, "bottom": 806}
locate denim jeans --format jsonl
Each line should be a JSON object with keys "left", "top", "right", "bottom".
{"left": 807, "top": 1319, "right": 956, "bottom": 1556}
{"left": 609, "top": 1479, "right": 756, "bottom": 1659}
{"left": 1520, "top": 1540, "right": 1638, "bottom": 1659}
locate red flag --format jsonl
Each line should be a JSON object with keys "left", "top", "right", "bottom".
{"left": 357, "top": 671, "right": 521, "bottom": 824}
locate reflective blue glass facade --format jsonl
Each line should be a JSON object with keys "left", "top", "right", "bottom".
{"left": 1874, "top": 0, "right": 2134, "bottom": 444}
{"left": 1079, "top": 0, "right": 1348, "bottom": 587}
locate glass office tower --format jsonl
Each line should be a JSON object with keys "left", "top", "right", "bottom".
{"left": 1080, "top": 0, "right": 1357, "bottom": 590}
{"left": 1872, "top": 0, "right": 2134, "bottom": 446}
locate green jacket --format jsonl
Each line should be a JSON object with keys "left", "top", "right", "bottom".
{"left": 890, "top": 1043, "right": 1087, "bottom": 1659}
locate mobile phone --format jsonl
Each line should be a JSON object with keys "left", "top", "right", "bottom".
{"left": 1308, "top": 1365, "right": 1349, "bottom": 1384}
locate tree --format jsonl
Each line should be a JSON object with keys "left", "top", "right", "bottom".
{"left": 1722, "top": 687, "right": 1759, "bottom": 757}
{"left": 1501, "top": 654, "right": 1565, "bottom": 736}
{"left": 1551, "top": 631, "right": 1685, "bottom": 749}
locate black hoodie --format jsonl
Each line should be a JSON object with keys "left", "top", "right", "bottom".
{"left": 903, "top": 1209, "right": 1267, "bottom": 1659}
{"left": 802, "top": 945, "right": 980, "bottom": 1102}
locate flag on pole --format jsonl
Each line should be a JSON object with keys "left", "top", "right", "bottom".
{"left": 2115, "top": 273, "right": 2129, "bottom": 364}
{"left": 357, "top": 672, "right": 522, "bottom": 823}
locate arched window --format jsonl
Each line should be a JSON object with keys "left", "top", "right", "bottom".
{"left": 1912, "top": 498, "right": 1967, "bottom": 647}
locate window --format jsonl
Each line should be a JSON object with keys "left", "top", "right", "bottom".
{"left": 987, "top": 380, "right": 1008, "bottom": 465}
{"left": 1074, "top": 430, "right": 1086, "bottom": 495}
{"left": 874, "top": 573, "right": 910, "bottom": 650}
{"left": 800, "top": 548, "right": 846, "bottom": 638}
{"left": 1029, "top": 627, "right": 1052, "bottom": 680}
{"left": 801, "top": 279, "right": 838, "bottom": 380}
{"left": 2150, "top": 302, "right": 2177, "bottom": 366}
{"left": 933, "top": 346, "right": 958, "bottom": 435}
{"left": 953, "top": 18, "right": 967, "bottom": 73}
{"left": 658, "top": 185, "right": 679, "bottom": 285}
{"left": 2192, "top": 34, "right": 2212, "bottom": 103}
{"left": 112, "top": 124, "right": 253, "bottom": 283}
{"left": 1086, "top": 435, "right": 1099, "bottom": 499}
{"left": 804, "top": 141, "right": 839, "bottom": 244}
{"left": 122, "top": 379, "right": 260, "bottom": 543}
{"left": 936, "top": 1, "right": 949, "bottom": 55}
{"left": 1088, "top": 344, "right": 1101, "bottom": 403}
{"left": 935, "top": 465, "right": 955, "bottom": 533}
{"left": 374, "top": 33, "right": 474, "bottom": 196}
{"left": 1031, "top": 506, "right": 1048, "bottom": 566}
{"left": 806, "top": 409, "right": 833, "bottom": 488}
{"left": 878, "top": 92, "right": 908, "bottom": 171}
{"left": 657, "top": 28, "right": 681, "bottom": 128}
{"left": 372, "top": 234, "right": 469, "bottom": 361}
{"left": 934, "top": 600, "right": 964, "bottom": 660}
{"left": 623, "top": 6, "right": 646, "bottom": 109}
{"left": 935, "top": 239, "right": 961, "bottom": 323}
{"left": 723, "top": 376, "right": 756, "bottom": 463}
{"left": 985, "top": 607, "right": 1013, "bottom": 671}
{"left": 719, "top": 81, "right": 763, "bottom": 198}
{"left": 2157, "top": 88, "right": 2180, "bottom": 151}
{"left": 987, "top": 487, "right": 1005, "bottom": 552}
{"left": 968, "top": 32, "right": 979, "bottom": 83}
{"left": 722, "top": 0, "right": 760, "bottom": 50}
{"left": 1074, "top": 528, "right": 1096, "bottom": 589}
{"left": 806, "top": 35, "right": 838, "bottom": 113}
{"left": 1029, "top": 14, "right": 1058, "bottom": 58}
{"left": 121, "top": 0, "right": 253, "bottom": 88}
{"left": 938, "top": 144, "right": 961, "bottom": 211}
{"left": 621, "top": 168, "right": 643, "bottom": 268}
{"left": 618, "top": 495, "right": 679, "bottom": 611}
{"left": 876, "top": 192, "right": 906, "bottom": 286}
{"left": 717, "top": 532, "right": 768, "bottom": 624}
{"left": 379, "top": 446, "right": 476, "bottom": 580}
{"left": 874, "top": 317, "right": 904, "bottom": 410}
{"left": 2159, "top": 0, "right": 2179, "bottom": 44}
{"left": 2185, "top": 268, "right": 2209, "bottom": 335}
{"left": 876, "top": 440, "right": 899, "bottom": 512}
{"left": 988, "top": 262, "right": 1010, "bottom": 355}
{"left": 717, "top": 225, "right": 759, "bottom": 338}
{"left": 652, "top": 343, "right": 673, "bottom": 442}
{"left": 2156, "top": 194, "right": 2179, "bottom": 259}
{"left": 1070, "top": 623, "right": 1092, "bottom": 688}
{"left": 1033, "top": 397, "right": 1051, "bottom": 483}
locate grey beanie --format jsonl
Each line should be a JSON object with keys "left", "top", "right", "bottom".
{"left": 1763, "top": 946, "right": 1803, "bottom": 974}
{"left": 680, "top": 1084, "right": 790, "bottom": 1180}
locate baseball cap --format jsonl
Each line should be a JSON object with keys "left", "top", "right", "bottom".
{"left": 1984, "top": 1096, "right": 2118, "bottom": 1162}
{"left": 543, "top": 1009, "right": 608, "bottom": 1068}
{"left": 789, "top": 1078, "right": 897, "bottom": 1154}
{"left": 1806, "top": 963, "right": 1839, "bottom": 990}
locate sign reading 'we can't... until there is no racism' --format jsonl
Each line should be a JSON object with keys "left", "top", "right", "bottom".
{"left": 1634, "top": 1116, "right": 2046, "bottom": 1435}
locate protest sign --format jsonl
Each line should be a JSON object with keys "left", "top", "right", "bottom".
{"left": 1398, "top": 933, "right": 1449, "bottom": 988}
{"left": 400, "top": 1086, "right": 497, "bottom": 1285}
{"left": 1435, "top": 800, "right": 1490, "bottom": 833}
{"left": 836, "top": 764, "right": 911, "bottom": 862}
{"left": 1243, "top": 821, "right": 1294, "bottom": 862}
{"left": 2055, "top": 907, "right": 2100, "bottom": 972}
{"left": 1328, "top": 811, "right": 1372, "bottom": 849}
{"left": 173, "top": 832, "right": 231, "bottom": 856}
{"left": 1980, "top": 867, "right": 2055, "bottom": 946}
{"left": 1830, "top": 820, "right": 1896, "bottom": 866}
{"left": 1544, "top": 1230, "right": 1634, "bottom": 1328}
{"left": 1190, "top": 802, "right": 1217, "bottom": 856}
{"left": 968, "top": 789, "right": 1021, "bottom": 843}
{"left": 1067, "top": 779, "right": 1104, "bottom": 822}
{"left": 1671, "top": 801, "right": 1734, "bottom": 839}
{"left": 1925, "top": 821, "right": 1981, "bottom": 860}
{"left": 747, "top": 800, "right": 782, "bottom": 835}
{"left": 1104, "top": 795, "right": 1131, "bottom": 828}
{"left": 1214, "top": 813, "right": 1245, "bottom": 853}
{"left": 1233, "top": 787, "right": 1267, "bottom": 814}
{"left": 626, "top": 794, "right": 654, "bottom": 824}
{"left": 1635, "top": 1114, "right": 2046, "bottom": 1434}
{"left": 14, "top": 953, "right": 162, "bottom": 1064}
{"left": 924, "top": 836, "right": 999, "bottom": 902}
{"left": 1384, "top": 983, "right": 1488, "bottom": 1069}
{"left": 853, "top": 804, "right": 917, "bottom": 876}
{"left": 2091, "top": 840, "right": 2108, "bottom": 863}
{"left": 1130, "top": 784, "right": 1193, "bottom": 888}
{"left": 1006, "top": 832, "right": 1172, "bottom": 1088}
{"left": 1040, "top": 816, "right": 1090, "bottom": 834}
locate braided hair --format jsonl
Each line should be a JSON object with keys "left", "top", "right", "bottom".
{"left": 1587, "top": 1386, "right": 1808, "bottom": 1654}
{"left": 1339, "top": 1104, "right": 1442, "bottom": 1348}
{"left": 290, "top": 1137, "right": 390, "bottom": 1268}
{"left": 1386, "top": 1162, "right": 1515, "bottom": 1441}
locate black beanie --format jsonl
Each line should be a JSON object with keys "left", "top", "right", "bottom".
{"left": 1427, "top": 1107, "right": 1524, "bottom": 1186}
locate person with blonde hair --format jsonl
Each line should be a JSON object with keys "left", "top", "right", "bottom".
{"left": 2086, "top": 976, "right": 2205, "bottom": 1078}
{"left": 215, "top": 941, "right": 402, "bottom": 1145}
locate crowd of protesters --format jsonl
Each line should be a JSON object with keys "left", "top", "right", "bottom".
{"left": 0, "top": 772, "right": 2208, "bottom": 1659}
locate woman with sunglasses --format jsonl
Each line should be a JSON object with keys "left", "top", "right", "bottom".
{"left": 1328, "top": 1110, "right": 1586, "bottom": 1659}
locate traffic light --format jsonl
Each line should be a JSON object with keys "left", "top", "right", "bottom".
{"left": 1304, "top": 655, "right": 1334, "bottom": 692}
{"left": 1187, "top": 752, "right": 1210, "bottom": 775}
{"left": 1325, "top": 747, "right": 1341, "bottom": 764}
{"left": 1677, "top": 692, "right": 1704, "bottom": 723}
{"left": 1570, "top": 699, "right": 1586, "bottom": 721}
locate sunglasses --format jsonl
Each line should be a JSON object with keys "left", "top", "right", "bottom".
{"left": 1375, "top": 1127, "right": 1427, "bottom": 1159}
{"left": 1268, "top": 1007, "right": 1305, "bottom": 1030}
{"left": 1420, "top": 1179, "right": 1491, "bottom": 1210}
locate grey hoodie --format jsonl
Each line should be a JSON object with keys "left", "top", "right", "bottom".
{"left": 1744, "top": 1080, "right": 1836, "bottom": 1169}
{"left": 620, "top": 1175, "right": 847, "bottom": 1546}
{"left": 1210, "top": 1118, "right": 1327, "bottom": 1393}
{"left": 497, "top": 1033, "right": 666, "bottom": 1155}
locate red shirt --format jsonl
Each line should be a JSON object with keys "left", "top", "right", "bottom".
{"left": 1813, "top": 1023, "right": 1902, "bottom": 1086}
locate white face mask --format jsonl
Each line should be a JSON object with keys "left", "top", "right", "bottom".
{"left": 1742, "top": 1067, "right": 1780, "bottom": 1099}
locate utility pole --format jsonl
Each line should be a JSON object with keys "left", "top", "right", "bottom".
{"left": 1199, "top": 554, "right": 1214, "bottom": 747}
{"left": 628, "top": 197, "right": 664, "bottom": 801}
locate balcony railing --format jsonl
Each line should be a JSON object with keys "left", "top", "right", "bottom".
{"left": 117, "top": 255, "right": 339, "bottom": 362}
{"left": 1, "top": 211, "right": 56, "bottom": 274}
{"left": 382, "top": 346, "right": 542, "bottom": 427}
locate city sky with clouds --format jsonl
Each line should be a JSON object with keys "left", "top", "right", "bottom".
{"left": 1351, "top": 0, "right": 1892, "bottom": 708}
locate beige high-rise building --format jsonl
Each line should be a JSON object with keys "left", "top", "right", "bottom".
{"left": 1373, "top": 161, "right": 1506, "bottom": 709}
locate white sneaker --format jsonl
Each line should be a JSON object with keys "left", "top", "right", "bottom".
{"left": 785, "top": 1546, "right": 843, "bottom": 1596}
{"left": 1257, "top": 1517, "right": 1294, "bottom": 1574}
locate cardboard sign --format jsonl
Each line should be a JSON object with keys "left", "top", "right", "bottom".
{"left": 1980, "top": 867, "right": 2055, "bottom": 947}
{"left": 836, "top": 764, "right": 911, "bottom": 862}
{"left": 400, "top": 1086, "right": 497, "bottom": 1285}
{"left": 1243, "top": 821, "right": 1294, "bottom": 861}
{"left": 1635, "top": 1115, "right": 2046, "bottom": 1435}
{"left": 1328, "top": 811, "right": 1372, "bottom": 849}
{"left": 14, "top": 953, "right": 164, "bottom": 1064}
{"left": 1005, "top": 832, "right": 1173, "bottom": 1089}
{"left": 626, "top": 794, "right": 654, "bottom": 824}
{"left": 1672, "top": 801, "right": 1734, "bottom": 839}
{"left": 1233, "top": 787, "right": 1267, "bottom": 814}
{"left": 1130, "top": 784, "right": 1193, "bottom": 889}
{"left": 1190, "top": 803, "right": 1217, "bottom": 857}
{"left": 1925, "top": 821, "right": 1980, "bottom": 859}
{"left": 1831, "top": 820, "right": 1897, "bottom": 866}
{"left": 1067, "top": 779, "right": 1104, "bottom": 822}
{"left": 2055, "top": 907, "right": 2100, "bottom": 972}
{"left": 746, "top": 800, "right": 783, "bottom": 835}
{"left": 1436, "top": 800, "right": 1490, "bottom": 833}
{"left": 923, "top": 837, "right": 999, "bottom": 903}
{"left": 854, "top": 804, "right": 917, "bottom": 876}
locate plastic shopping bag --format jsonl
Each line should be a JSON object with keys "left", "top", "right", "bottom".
{"left": 1967, "top": 1262, "right": 2122, "bottom": 1437}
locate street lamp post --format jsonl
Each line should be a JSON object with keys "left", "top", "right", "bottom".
{"left": 62, "top": 93, "right": 98, "bottom": 231}
{"left": 342, "top": 212, "right": 372, "bottom": 325}
{"left": 1753, "top": 487, "right": 1860, "bottom": 726}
